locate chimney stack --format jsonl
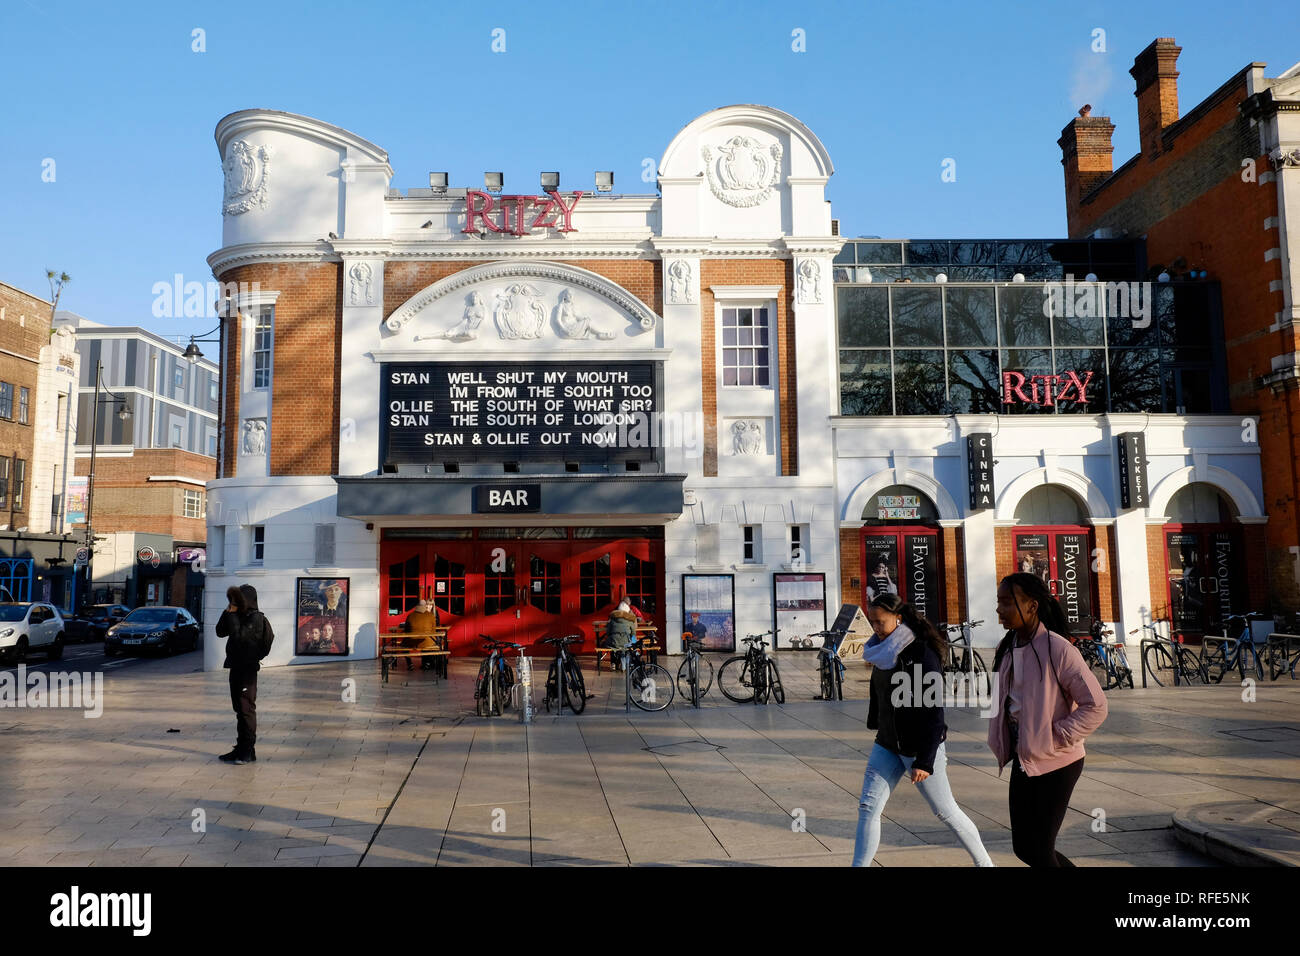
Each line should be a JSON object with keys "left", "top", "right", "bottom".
{"left": 1059, "top": 105, "right": 1115, "bottom": 226}
{"left": 1130, "top": 37, "right": 1181, "bottom": 159}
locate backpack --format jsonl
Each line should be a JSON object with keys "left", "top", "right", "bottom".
{"left": 255, "top": 612, "right": 275, "bottom": 660}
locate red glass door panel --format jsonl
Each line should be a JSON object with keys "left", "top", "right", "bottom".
{"left": 1012, "top": 528, "right": 1093, "bottom": 636}
{"left": 569, "top": 541, "right": 615, "bottom": 649}
{"left": 382, "top": 542, "right": 425, "bottom": 633}
{"left": 1164, "top": 525, "right": 1244, "bottom": 637}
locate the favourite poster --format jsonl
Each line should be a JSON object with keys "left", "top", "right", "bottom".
{"left": 682, "top": 574, "right": 735, "bottom": 653}
{"left": 296, "top": 577, "right": 349, "bottom": 655}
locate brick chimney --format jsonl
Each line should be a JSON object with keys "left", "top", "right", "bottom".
{"left": 1059, "top": 105, "right": 1115, "bottom": 231}
{"left": 1130, "top": 37, "right": 1181, "bottom": 159}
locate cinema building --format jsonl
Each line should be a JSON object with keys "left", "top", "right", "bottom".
{"left": 202, "top": 104, "right": 1265, "bottom": 668}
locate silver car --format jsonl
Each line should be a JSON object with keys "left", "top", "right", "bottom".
{"left": 0, "top": 603, "right": 66, "bottom": 663}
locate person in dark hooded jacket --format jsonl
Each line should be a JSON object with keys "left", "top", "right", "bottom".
{"left": 215, "top": 584, "right": 273, "bottom": 764}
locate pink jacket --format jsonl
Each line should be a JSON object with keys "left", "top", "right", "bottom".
{"left": 987, "top": 623, "right": 1108, "bottom": 777}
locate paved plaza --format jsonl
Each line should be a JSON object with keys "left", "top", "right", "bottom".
{"left": 2, "top": 645, "right": 1299, "bottom": 866}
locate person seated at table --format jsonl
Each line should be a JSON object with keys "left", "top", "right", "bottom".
{"left": 605, "top": 599, "right": 639, "bottom": 672}
{"left": 402, "top": 599, "right": 440, "bottom": 671}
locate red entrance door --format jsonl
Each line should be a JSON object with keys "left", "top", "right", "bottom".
{"left": 1164, "top": 525, "right": 1244, "bottom": 637}
{"left": 1012, "top": 527, "right": 1094, "bottom": 635}
{"left": 860, "top": 527, "right": 943, "bottom": 623}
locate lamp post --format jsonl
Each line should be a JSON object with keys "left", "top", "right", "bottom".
{"left": 83, "top": 361, "right": 131, "bottom": 606}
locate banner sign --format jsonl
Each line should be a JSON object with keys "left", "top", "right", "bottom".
{"left": 381, "top": 362, "right": 657, "bottom": 464}
{"left": 1054, "top": 533, "right": 1092, "bottom": 634}
{"left": 1117, "top": 432, "right": 1148, "bottom": 509}
{"left": 967, "top": 432, "right": 994, "bottom": 510}
{"left": 65, "top": 477, "right": 88, "bottom": 525}
{"left": 877, "top": 494, "right": 919, "bottom": 519}
{"left": 474, "top": 485, "right": 541, "bottom": 513}
{"left": 463, "top": 189, "right": 582, "bottom": 236}
{"left": 904, "top": 534, "right": 940, "bottom": 623}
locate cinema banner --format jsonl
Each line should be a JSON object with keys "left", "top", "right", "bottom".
{"left": 381, "top": 361, "right": 658, "bottom": 463}
{"left": 862, "top": 536, "right": 899, "bottom": 605}
{"left": 1054, "top": 533, "right": 1092, "bottom": 634}
{"left": 1014, "top": 533, "right": 1051, "bottom": 585}
{"left": 903, "top": 534, "right": 940, "bottom": 623}
{"left": 1209, "top": 531, "right": 1238, "bottom": 626}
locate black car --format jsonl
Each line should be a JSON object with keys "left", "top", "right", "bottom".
{"left": 104, "top": 606, "right": 200, "bottom": 656}
{"left": 64, "top": 604, "right": 132, "bottom": 643}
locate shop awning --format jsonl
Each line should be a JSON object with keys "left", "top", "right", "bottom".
{"left": 334, "top": 473, "right": 686, "bottom": 521}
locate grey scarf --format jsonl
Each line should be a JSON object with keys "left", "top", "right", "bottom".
{"left": 861, "top": 621, "right": 915, "bottom": 669}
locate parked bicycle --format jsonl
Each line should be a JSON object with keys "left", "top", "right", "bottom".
{"left": 1132, "top": 620, "right": 1207, "bottom": 687}
{"left": 1267, "top": 631, "right": 1300, "bottom": 681}
{"left": 676, "top": 637, "right": 713, "bottom": 706}
{"left": 719, "top": 630, "right": 785, "bottom": 704}
{"left": 474, "top": 638, "right": 520, "bottom": 716}
{"left": 1071, "top": 618, "right": 1134, "bottom": 690}
{"left": 811, "top": 629, "right": 845, "bottom": 701}
{"left": 939, "top": 620, "right": 987, "bottom": 679}
{"left": 540, "top": 634, "right": 589, "bottom": 714}
{"left": 621, "top": 637, "right": 675, "bottom": 711}
{"left": 1200, "top": 613, "right": 1266, "bottom": 683}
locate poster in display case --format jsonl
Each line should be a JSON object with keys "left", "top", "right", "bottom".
{"left": 773, "top": 573, "right": 827, "bottom": 650}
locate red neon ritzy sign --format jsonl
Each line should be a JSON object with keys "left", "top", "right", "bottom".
{"left": 1001, "top": 370, "right": 1095, "bottom": 407}
{"left": 462, "top": 189, "right": 582, "bottom": 236}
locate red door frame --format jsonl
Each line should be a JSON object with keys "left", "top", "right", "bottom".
{"left": 1011, "top": 526, "right": 1096, "bottom": 635}
{"left": 859, "top": 525, "right": 944, "bottom": 622}
{"left": 1162, "top": 523, "right": 1244, "bottom": 639}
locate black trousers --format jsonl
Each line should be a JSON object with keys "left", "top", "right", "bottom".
{"left": 228, "top": 668, "right": 258, "bottom": 754}
{"left": 1008, "top": 755, "right": 1084, "bottom": 867}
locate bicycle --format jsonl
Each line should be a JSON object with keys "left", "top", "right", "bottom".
{"left": 939, "top": 620, "right": 987, "bottom": 679}
{"left": 811, "top": 629, "right": 845, "bottom": 701}
{"left": 474, "top": 638, "right": 520, "bottom": 716}
{"left": 540, "top": 634, "right": 589, "bottom": 714}
{"left": 621, "top": 638, "right": 675, "bottom": 711}
{"left": 1199, "top": 613, "right": 1266, "bottom": 683}
{"left": 1072, "top": 618, "right": 1133, "bottom": 690}
{"left": 676, "top": 637, "right": 713, "bottom": 706}
{"left": 718, "top": 631, "right": 785, "bottom": 705}
{"left": 1266, "top": 631, "right": 1300, "bottom": 681}
{"left": 1132, "top": 620, "right": 1207, "bottom": 687}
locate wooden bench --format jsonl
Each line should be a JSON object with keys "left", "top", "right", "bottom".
{"left": 590, "top": 625, "right": 661, "bottom": 673}
{"left": 381, "top": 629, "right": 450, "bottom": 683}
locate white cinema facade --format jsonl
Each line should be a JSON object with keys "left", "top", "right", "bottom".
{"left": 202, "top": 105, "right": 1266, "bottom": 670}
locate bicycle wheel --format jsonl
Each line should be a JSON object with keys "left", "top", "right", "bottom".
{"left": 544, "top": 661, "right": 559, "bottom": 712}
{"left": 676, "top": 655, "right": 714, "bottom": 702}
{"left": 563, "top": 658, "right": 587, "bottom": 714}
{"left": 474, "top": 659, "right": 493, "bottom": 716}
{"left": 1086, "top": 648, "right": 1111, "bottom": 690}
{"left": 718, "top": 656, "right": 756, "bottom": 703}
{"left": 1110, "top": 646, "right": 1134, "bottom": 689}
{"left": 818, "top": 658, "right": 834, "bottom": 701}
{"left": 1142, "top": 642, "right": 1175, "bottom": 687}
{"left": 1176, "top": 646, "right": 1208, "bottom": 685}
{"left": 1200, "top": 640, "right": 1228, "bottom": 684}
{"left": 629, "top": 662, "right": 674, "bottom": 711}
{"left": 766, "top": 659, "right": 785, "bottom": 704}
{"left": 1240, "top": 642, "right": 1264, "bottom": 682}
{"left": 497, "top": 662, "right": 514, "bottom": 710}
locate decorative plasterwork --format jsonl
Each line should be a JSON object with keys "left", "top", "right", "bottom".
{"left": 795, "top": 258, "right": 823, "bottom": 304}
{"left": 731, "top": 420, "right": 765, "bottom": 455}
{"left": 1270, "top": 145, "right": 1300, "bottom": 168}
{"left": 702, "top": 135, "right": 783, "bottom": 207}
{"left": 384, "top": 261, "right": 658, "bottom": 334}
{"left": 240, "top": 419, "right": 267, "bottom": 456}
{"left": 667, "top": 259, "right": 695, "bottom": 304}
{"left": 222, "top": 140, "right": 273, "bottom": 216}
{"left": 347, "top": 262, "right": 376, "bottom": 306}
{"left": 709, "top": 285, "right": 782, "bottom": 300}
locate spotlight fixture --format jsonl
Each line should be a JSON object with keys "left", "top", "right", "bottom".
{"left": 484, "top": 172, "right": 503, "bottom": 193}
{"left": 541, "top": 171, "right": 560, "bottom": 191}
{"left": 429, "top": 171, "right": 448, "bottom": 191}
{"left": 595, "top": 171, "right": 614, "bottom": 192}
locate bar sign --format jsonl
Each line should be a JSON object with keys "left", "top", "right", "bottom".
{"left": 967, "top": 432, "right": 994, "bottom": 510}
{"left": 474, "top": 485, "right": 541, "bottom": 513}
{"left": 1117, "top": 432, "right": 1148, "bottom": 509}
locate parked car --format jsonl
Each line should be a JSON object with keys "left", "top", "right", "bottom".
{"left": 104, "top": 606, "right": 200, "bottom": 656}
{"left": 0, "top": 603, "right": 66, "bottom": 663}
{"left": 64, "top": 604, "right": 132, "bottom": 643}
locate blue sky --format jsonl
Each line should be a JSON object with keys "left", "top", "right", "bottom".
{"left": 1, "top": 0, "right": 1295, "bottom": 340}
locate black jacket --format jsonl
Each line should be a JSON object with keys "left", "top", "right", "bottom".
{"left": 215, "top": 584, "right": 273, "bottom": 672}
{"left": 865, "top": 635, "right": 948, "bottom": 774}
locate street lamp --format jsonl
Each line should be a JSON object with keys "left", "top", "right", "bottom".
{"left": 83, "top": 361, "right": 132, "bottom": 606}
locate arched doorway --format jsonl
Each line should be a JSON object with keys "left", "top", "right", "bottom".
{"left": 1163, "top": 483, "right": 1244, "bottom": 637}
{"left": 858, "top": 485, "right": 944, "bottom": 622}
{"left": 1011, "top": 485, "right": 1094, "bottom": 635}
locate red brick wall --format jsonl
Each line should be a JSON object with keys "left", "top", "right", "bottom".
{"left": 1093, "top": 524, "right": 1120, "bottom": 620}
{"left": 1146, "top": 523, "right": 1171, "bottom": 621}
{"left": 0, "top": 282, "right": 50, "bottom": 522}
{"left": 698, "top": 259, "right": 797, "bottom": 476}
{"left": 73, "top": 447, "right": 214, "bottom": 538}
{"left": 942, "top": 525, "right": 965, "bottom": 624}
{"left": 839, "top": 526, "right": 861, "bottom": 608}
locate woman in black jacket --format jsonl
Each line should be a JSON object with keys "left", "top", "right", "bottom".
{"left": 851, "top": 593, "right": 994, "bottom": 866}
{"left": 214, "top": 584, "right": 273, "bottom": 764}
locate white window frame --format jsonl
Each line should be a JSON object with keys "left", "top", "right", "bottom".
{"left": 718, "top": 304, "right": 774, "bottom": 389}
{"left": 183, "top": 489, "right": 204, "bottom": 519}
{"left": 742, "top": 525, "right": 762, "bottom": 564}
{"left": 171, "top": 422, "right": 183, "bottom": 448}
{"left": 789, "top": 524, "right": 809, "bottom": 565}
{"left": 252, "top": 305, "right": 273, "bottom": 391}
{"left": 250, "top": 525, "right": 265, "bottom": 565}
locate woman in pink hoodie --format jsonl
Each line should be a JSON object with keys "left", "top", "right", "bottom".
{"left": 987, "top": 572, "right": 1108, "bottom": 866}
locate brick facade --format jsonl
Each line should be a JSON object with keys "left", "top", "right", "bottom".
{"left": 73, "top": 447, "right": 213, "bottom": 539}
{"left": 0, "top": 281, "right": 50, "bottom": 525}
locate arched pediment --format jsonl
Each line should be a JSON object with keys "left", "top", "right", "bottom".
{"left": 659, "top": 104, "right": 834, "bottom": 180}
{"left": 383, "top": 261, "right": 659, "bottom": 344}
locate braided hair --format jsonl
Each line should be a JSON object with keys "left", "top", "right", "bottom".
{"left": 868, "top": 591, "right": 947, "bottom": 658}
